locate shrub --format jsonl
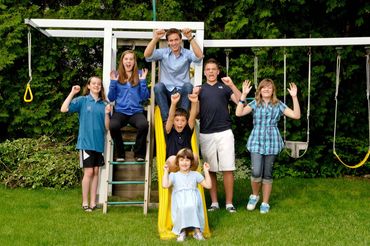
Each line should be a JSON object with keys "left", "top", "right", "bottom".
{"left": 0, "top": 136, "right": 81, "bottom": 189}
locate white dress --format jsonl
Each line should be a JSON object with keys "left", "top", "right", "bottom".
{"left": 169, "top": 171, "right": 205, "bottom": 235}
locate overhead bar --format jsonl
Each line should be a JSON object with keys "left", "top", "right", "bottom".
{"left": 204, "top": 37, "right": 370, "bottom": 47}
{"left": 25, "top": 18, "right": 204, "bottom": 30}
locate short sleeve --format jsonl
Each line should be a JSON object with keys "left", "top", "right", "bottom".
{"left": 68, "top": 96, "right": 84, "bottom": 113}
{"left": 169, "top": 172, "right": 175, "bottom": 184}
{"left": 194, "top": 172, "right": 204, "bottom": 183}
{"left": 248, "top": 100, "right": 257, "bottom": 111}
{"left": 278, "top": 101, "right": 287, "bottom": 114}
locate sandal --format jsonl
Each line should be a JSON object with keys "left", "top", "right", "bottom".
{"left": 90, "top": 205, "right": 98, "bottom": 211}
{"left": 82, "top": 205, "right": 92, "bottom": 212}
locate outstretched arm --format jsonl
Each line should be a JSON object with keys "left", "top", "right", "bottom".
{"left": 144, "top": 29, "right": 165, "bottom": 58}
{"left": 165, "top": 92, "right": 181, "bottom": 134}
{"left": 162, "top": 164, "right": 172, "bottom": 188}
{"left": 235, "top": 80, "right": 253, "bottom": 117}
{"left": 199, "top": 162, "right": 212, "bottom": 189}
{"left": 284, "top": 83, "right": 301, "bottom": 119}
{"left": 60, "top": 85, "right": 80, "bottom": 112}
{"left": 221, "top": 77, "right": 242, "bottom": 104}
{"left": 182, "top": 28, "right": 203, "bottom": 59}
{"left": 188, "top": 93, "right": 198, "bottom": 130}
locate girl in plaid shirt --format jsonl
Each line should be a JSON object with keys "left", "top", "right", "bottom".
{"left": 235, "top": 79, "right": 301, "bottom": 214}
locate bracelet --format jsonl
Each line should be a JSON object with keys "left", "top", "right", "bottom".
{"left": 189, "top": 35, "right": 195, "bottom": 42}
{"left": 239, "top": 99, "right": 245, "bottom": 104}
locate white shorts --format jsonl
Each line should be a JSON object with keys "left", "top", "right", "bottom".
{"left": 199, "top": 129, "right": 235, "bottom": 172}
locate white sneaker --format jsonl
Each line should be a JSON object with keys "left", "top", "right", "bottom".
{"left": 246, "top": 194, "right": 260, "bottom": 211}
{"left": 177, "top": 231, "right": 186, "bottom": 242}
{"left": 193, "top": 232, "right": 204, "bottom": 240}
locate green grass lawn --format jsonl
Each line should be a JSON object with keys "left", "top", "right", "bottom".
{"left": 1, "top": 178, "right": 369, "bottom": 245}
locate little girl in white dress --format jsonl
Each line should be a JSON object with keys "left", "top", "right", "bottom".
{"left": 162, "top": 148, "right": 212, "bottom": 242}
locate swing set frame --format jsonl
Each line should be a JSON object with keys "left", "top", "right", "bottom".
{"left": 24, "top": 19, "right": 370, "bottom": 200}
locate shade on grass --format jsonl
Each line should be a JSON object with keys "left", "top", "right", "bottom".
{"left": 0, "top": 178, "right": 369, "bottom": 245}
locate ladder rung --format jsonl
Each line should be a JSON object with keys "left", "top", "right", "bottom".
{"left": 109, "top": 161, "right": 146, "bottom": 165}
{"left": 109, "top": 181, "right": 145, "bottom": 185}
{"left": 123, "top": 141, "right": 135, "bottom": 145}
{"left": 107, "top": 201, "right": 144, "bottom": 205}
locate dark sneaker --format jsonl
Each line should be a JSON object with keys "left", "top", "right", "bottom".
{"left": 207, "top": 205, "right": 220, "bottom": 212}
{"left": 226, "top": 205, "right": 237, "bottom": 213}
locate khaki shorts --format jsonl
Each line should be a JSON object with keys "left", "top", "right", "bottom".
{"left": 199, "top": 129, "right": 235, "bottom": 172}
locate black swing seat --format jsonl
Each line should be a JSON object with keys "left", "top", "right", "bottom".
{"left": 285, "top": 141, "right": 308, "bottom": 158}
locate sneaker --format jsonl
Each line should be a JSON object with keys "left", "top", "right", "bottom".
{"left": 207, "top": 205, "right": 220, "bottom": 212}
{"left": 246, "top": 194, "right": 260, "bottom": 211}
{"left": 193, "top": 232, "right": 204, "bottom": 241}
{"left": 82, "top": 205, "right": 92, "bottom": 212}
{"left": 116, "top": 158, "right": 125, "bottom": 162}
{"left": 177, "top": 231, "right": 186, "bottom": 242}
{"left": 226, "top": 205, "right": 237, "bottom": 213}
{"left": 260, "top": 202, "right": 270, "bottom": 214}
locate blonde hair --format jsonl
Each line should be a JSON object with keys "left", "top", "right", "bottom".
{"left": 255, "top": 78, "right": 279, "bottom": 105}
{"left": 117, "top": 50, "right": 139, "bottom": 86}
{"left": 83, "top": 76, "right": 106, "bottom": 101}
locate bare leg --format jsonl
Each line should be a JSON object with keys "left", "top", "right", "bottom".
{"left": 90, "top": 166, "right": 99, "bottom": 207}
{"left": 262, "top": 183, "right": 272, "bottom": 204}
{"left": 251, "top": 180, "right": 261, "bottom": 196}
{"left": 209, "top": 171, "right": 218, "bottom": 203}
{"left": 82, "top": 167, "right": 93, "bottom": 206}
{"left": 223, "top": 171, "right": 234, "bottom": 205}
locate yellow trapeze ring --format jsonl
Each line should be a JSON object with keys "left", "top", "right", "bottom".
{"left": 24, "top": 83, "right": 33, "bottom": 102}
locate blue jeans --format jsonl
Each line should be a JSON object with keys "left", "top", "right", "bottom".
{"left": 250, "top": 152, "right": 276, "bottom": 184}
{"left": 154, "top": 82, "right": 193, "bottom": 121}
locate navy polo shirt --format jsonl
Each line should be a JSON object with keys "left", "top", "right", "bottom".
{"left": 198, "top": 81, "right": 233, "bottom": 134}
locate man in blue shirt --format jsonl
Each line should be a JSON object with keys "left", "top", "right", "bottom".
{"left": 144, "top": 28, "right": 203, "bottom": 122}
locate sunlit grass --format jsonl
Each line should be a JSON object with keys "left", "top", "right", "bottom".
{"left": 0, "top": 178, "right": 369, "bottom": 245}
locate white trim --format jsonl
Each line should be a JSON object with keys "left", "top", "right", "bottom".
{"left": 25, "top": 18, "right": 204, "bottom": 30}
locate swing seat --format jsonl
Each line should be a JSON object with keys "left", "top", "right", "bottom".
{"left": 285, "top": 141, "right": 308, "bottom": 158}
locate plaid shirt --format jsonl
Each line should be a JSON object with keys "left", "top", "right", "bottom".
{"left": 247, "top": 100, "right": 287, "bottom": 155}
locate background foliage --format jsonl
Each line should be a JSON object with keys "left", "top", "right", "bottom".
{"left": 0, "top": 0, "right": 369, "bottom": 186}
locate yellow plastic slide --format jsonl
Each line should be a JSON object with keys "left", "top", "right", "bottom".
{"left": 155, "top": 106, "right": 211, "bottom": 240}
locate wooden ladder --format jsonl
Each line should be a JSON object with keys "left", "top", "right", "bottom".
{"left": 102, "top": 108, "right": 152, "bottom": 214}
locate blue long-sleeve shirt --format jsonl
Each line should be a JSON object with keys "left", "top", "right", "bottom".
{"left": 108, "top": 78, "right": 149, "bottom": 115}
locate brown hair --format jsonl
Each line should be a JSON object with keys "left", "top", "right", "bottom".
{"left": 82, "top": 76, "right": 106, "bottom": 101}
{"left": 175, "top": 148, "right": 198, "bottom": 171}
{"left": 174, "top": 107, "right": 188, "bottom": 119}
{"left": 165, "top": 28, "right": 182, "bottom": 40}
{"left": 117, "top": 50, "right": 140, "bottom": 86}
{"left": 255, "top": 78, "right": 279, "bottom": 105}
{"left": 204, "top": 58, "right": 220, "bottom": 70}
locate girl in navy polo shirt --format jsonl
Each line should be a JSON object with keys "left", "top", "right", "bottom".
{"left": 61, "top": 76, "right": 111, "bottom": 212}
